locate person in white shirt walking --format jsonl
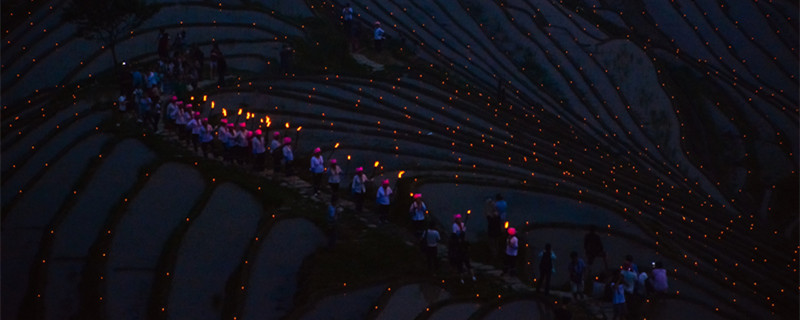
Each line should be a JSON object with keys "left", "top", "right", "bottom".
{"left": 375, "top": 179, "right": 392, "bottom": 223}
{"left": 310, "top": 147, "right": 325, "bottom": 194}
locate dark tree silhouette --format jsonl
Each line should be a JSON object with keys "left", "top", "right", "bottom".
{"left": 63, "top": 0, "right": 160, "bottom": 69}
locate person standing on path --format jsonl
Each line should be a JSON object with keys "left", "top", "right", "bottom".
{"left": 537, "top": 243, "right": 556, "bottom": 295}
{"left": 342, "top": 3, "right": 354, "bottom": 34}
{"left": 310, "top": 147, "right": 325, "bottom": 195}
{"left": 584, "top": 225, "right": 608, "bottom": 273}
{"left": 327, "top": 159, "right": 343, "bottom": 203}
{"left": 501, "top": 227, "right": 518, "bottom": 277}
{"left": 270, "top": 132, "right": 282, "bottom": 173}
{"left": 373, "top": 21, "right": 385, "bottom": 53}
{"left": 484, "top": 196, "right": 502, "bottom": 258}
{"left": 422, "top": 220, "right": 440, "bottom": 273}
{"left": 281, "top": 137, "right": 294, "bottom": 175}
{"left": 611, "top": 270, "right": 628, "bottom": 320}
{"left": 351, "top": 167, "right": 369, "bottom": 212}
{"left": 375, "top": 179, "right": 392, "bottom": 223}
{"left": 251, "top": 129, "right": 266, "bottom": 171}
{"left": 568, "top": 251, "right": 587, "bottom": 300}
{"left": 494, "top": 194, "right": 508, "bottom": 223}
{"left": 209, "top": 42, "right": 221, "bottom": 80}
{"left": 409, "top": 193, "right": 427, "bottom": 235}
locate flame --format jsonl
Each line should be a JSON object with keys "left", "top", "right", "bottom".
{"left": 347, "top": 155, "right": 351, "bottom": 160}
{"left": 334, "top": 142, "right": 340, "bottom": 148}
{"left": 285, "top": 122, "right": 290, "bottom": 128}
{"left": 504, "top": 221, "right": 509, "bottom": 229}
{"left": 246, "top": 112, "right": 251, "bottom": 120}
{"left": 203, "top": 95, "right": 207, "bottom": 102}
{"left": 398, "top": 170, "right": 405, "bottom": 178}
{"left": 190, "top": 96, "right": 195, "bottom": 101}
{"left": 296, "top": 126, "right": 302, "bottom": 132}
{"left": 374, "top": 161, "right": 380, "bottom": 167}
{"left": 222, "top": 108, "right": 227, "bottom": 117}
{"left": 237, "top": 109, "right": 243, "bottom": 116}
{"left": 264, "top": 116, "right": 271, "bottom": 127}
{"left": 211, "top": 101, "right": 215, "bottom": 109}
{"left": 467, "top": 210, "right": 471, "bottom": 215}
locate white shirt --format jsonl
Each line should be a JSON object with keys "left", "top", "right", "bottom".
{"left": 200, "top": 124, "right": 214, "bottom": 143}
{"left": 270, "top": 138, "right": 281, "bottom": 154}
{"left": 310, "top": 155, "right": 325, "bottom": 173}
{"left": 452, "top": 222, "right": 466, "bottom": 236}
{"left": 376, "top": 186, "right": 392, "bottom": 205}
{"left": 282, "top": 144, "right": 293, "bottom": 161}
{"left": 351, "top": 173, "right": 367, "bottom": 194}
{"left": 251, "top": 136, "right": 266, "bottom": 154}
{"left": 328, "top": 166, "right": 342, "bottom": 183}
{"left": 505, "top": 236, "right": 518, "bottom": 256}
{"left": 409, "top": 201, "right": 426, "bottom": 221}
{"left": 167, "top": 102, "right": 178, "bottom": 119}
{"left": 235, "top": 130, "right": 249, "bottom": 147}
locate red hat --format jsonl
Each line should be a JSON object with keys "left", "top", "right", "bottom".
{"left": 413, "top": 193, "right": 422, "bottom": 199}
{"left": 255, "top": 129, "right": 263, "bottom": 135}
{"left": 382, "top": 179, "right": 390, "bottom": 185}
{"left": 507, "top": 228, "right": 516, "bottom": 236}
{"left": 283, "top": 137, "right": 292, "bottom": 144}
{"left": 239, "top": 122, "right": 246, "bottom": 128}
{"left": 202, "top": 118, "right": 208, "bottom": 122}
{"left": 313, "top": 147, "right": 321, "bottom": 153}
{"left": 186, "top": 104, "right": 193, "bottom": 108}
{"left": 355, "top": 167, "right": 363, "bottom": 172}
{"left": 226, "top": 123, "right": 234, "bottom": 128}
{"left": 246, "top": 131, "right": 253, "bottom": 139}
{"left": 176, "top": 101, "right": 184, "bottom": 105}
{"left": 220, "top": 119, "right": 228, "bottom": 124}
{"left": 194, "top": 112, "right": 201, "bottom": 117}
{"left": 273, "top": 131, "right": 280, "bottom": 137}
{"left": 330, "top": 159, "right": 337, "bottom": 164}
{"left": 454, "top": 214, "right": 462, "bottom": 220}
{"left": 171, "top": 96, "right": 178, "bottom": 101}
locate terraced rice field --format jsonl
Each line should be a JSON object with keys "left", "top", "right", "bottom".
{"left": 2, "top": 0, "right": 796, "bottom": 319}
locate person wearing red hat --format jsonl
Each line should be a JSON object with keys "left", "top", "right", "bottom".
{"left": 409, "top": 193, "right": 426, "bottom": 235}
{"left": 270, "top": 131, "right": 282, "bottom": 173}
{"left": 310, "top": 147, "right": 325, "bottom": 194}
{"left": 502, "top": 227, "right": 519, "bottom": 277}
{"left": 234, "top": 124, "right": 250, "bottom": 165}
{"left": 222, "top": 123, "right": 237, "bottom": 164}
{"left": 281, "top": 136, "right": 293, "bottom": 175}
{"left": 375, "top": 179, "right": 392, "bottom": 223}
{"left": 186, "top": 112, "right": 202, "bottom": 153}
{"left": 199, "top": 118, "right": 214, "bottom": 158}
{"left": 351, "top": 167, "right": 369, "bottom": 212}
{"left": 373, "top": 21, "right": 385, "bottom": 53}
{"left": 327, "top": 159, "right": 343, "bottom": 203}
{"left": 449, "top": 214, "right": 476, "bottom": 283}
{"left": 251, "top": 129, "right": 266, "bottom": 171}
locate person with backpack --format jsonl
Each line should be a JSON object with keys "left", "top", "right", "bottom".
{"left": 569, "top": 251, "right": 587, "bottom": 300}
{"left": 537, "top": 243, "right": 557, "bottom": 295}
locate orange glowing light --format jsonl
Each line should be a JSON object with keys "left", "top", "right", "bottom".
{"left": 264, "top": 116, "right": 271, "bottom": 127}
{"left": 398, "top": 170, "right": 405, "bottom": 178}
{"left": 237, "top": 109, "right": 243, "bottom": 116}
{"left": 504, "top": 221, "right": 509, "bottom": 229}
{"left": 296, "top": 126, "right": 302, "bottom": 132}
{"left": 374, "top": 161, "right": 380, "bottom": 167}
{"left": 222, "top": 108, "right": 227, "bottom": 117}
{"left": 334, "top": 142, "right": 340, "bottom": 148}
{"left": 347, "top": 155, "right": 351, "bottom": 160}
{"left": 203, "top": 95, "right": 207, "bottom": 102}
{"left": 285, "top": 122, "right": 290, "bottom": 128}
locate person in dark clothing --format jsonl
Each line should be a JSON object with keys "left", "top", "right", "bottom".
{"left": 216, "top": 54, "right": 227, "bottom": 86}
{"left": 537, "top": 243, "right": 556, "bottom": 295}
{"left": 584, "top": 225, "right": 609, "bottom": 272}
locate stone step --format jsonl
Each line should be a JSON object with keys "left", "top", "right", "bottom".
{"left": 375, "top": 283, "right": 450, "bottom": 320}
{"left": 298, "top": 285, "right": 388, "bottom": 320}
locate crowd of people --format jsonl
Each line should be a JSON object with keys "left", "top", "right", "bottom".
{"left": 117, "top": 11, "right": 673, "bottom": 319}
